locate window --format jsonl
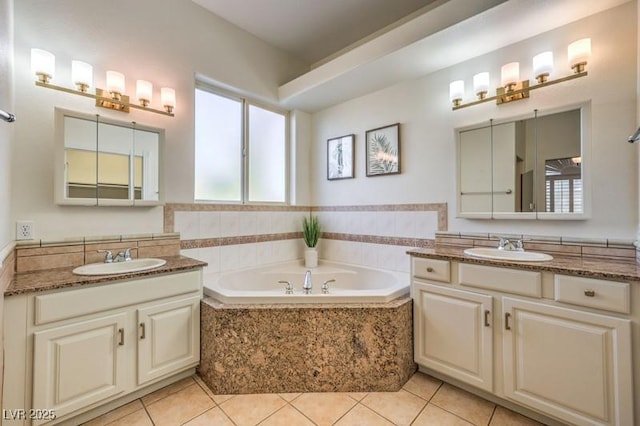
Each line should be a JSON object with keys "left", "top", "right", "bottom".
{"left": 194, "top": 85, "right": 287, "bottom": 203}
{"left": 544, "top": 157, "right": 583, "bottom": 213}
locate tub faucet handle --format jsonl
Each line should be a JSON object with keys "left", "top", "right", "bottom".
{"left": 278, "top": 280, "right": 294, "bottom": 294}
{"left": 322, "top": 279, "right": 335, "bottom": 294}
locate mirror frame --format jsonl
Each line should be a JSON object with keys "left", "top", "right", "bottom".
{"left": 455, "top": 102, "right": 591, "bottom": 220}
{"left": 54, "top": 108, "right": 165, "bottom": 207}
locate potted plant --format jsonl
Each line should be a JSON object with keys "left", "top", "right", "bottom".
{"left": 302, "top": 215, "right": 320, "bottom": 268}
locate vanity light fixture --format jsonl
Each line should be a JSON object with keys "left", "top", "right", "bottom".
{"left": 30, "top": 48, "right": 175, "bottom": 117}
{"left": 449, "top": 38, "right": 590, "bottom": 110}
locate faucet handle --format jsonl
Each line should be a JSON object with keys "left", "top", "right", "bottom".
{"left": 123, "top": 248, "right": 133, "bottom": 261}
{"left": 321, "top": 279, "right": 335, "bottom": 294}
{"left": 278, "top": 280, "right": 294, "bottom": 294}
{"left": 97, "top": 250, "right": 113, "bottom": 263}
{"left": 497, "top": 237, "right": 507, "bottom": 250}
{"left": 514, "top": 239, "right": 524, "bottom": 251}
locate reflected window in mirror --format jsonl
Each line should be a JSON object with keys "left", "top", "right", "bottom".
{"left": 545, "top": 157, "right": 583, "bottom": 213}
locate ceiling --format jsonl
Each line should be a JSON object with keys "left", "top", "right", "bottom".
{"left": 191, "top": 0, "right": 440, "bottom": 65}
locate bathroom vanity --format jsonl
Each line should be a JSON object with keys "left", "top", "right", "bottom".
{"left": 409, "top": 247, "right": 638, "bottom": 426}
{"left": 3, "top": 257, "right": 205, "bottom": 425}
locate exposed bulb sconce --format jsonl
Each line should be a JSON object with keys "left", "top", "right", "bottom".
{"left": 449, "top": 38, "right": 590, "bottom": 110}
{"left": 30, "top": 48, "right": 175, "bottom": 117}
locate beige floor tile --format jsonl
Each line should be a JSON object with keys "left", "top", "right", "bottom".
{"left": 108, "top": 409, "right": 153, "bottom": 426}
{"left": 259, "top": 405, "right": 315, "bottom": 426}
{"left": 146, "top": 383, "right": 215, "bottom": 426}
{"left": 141, "top": 376, "right": 195, "bottom": 406}
{"left": 412, "top": 404, "right": 475, "bottom": 426}
{"left": 360, "top": 389, "right": 426, "bottom": 425}
{"left": 489, "top": 406, "right": 544, "bottom": 426}
{"left": 334, "top": 404, "right": 394, "bottom": 426}
{"left": 220, "top": 394, "right": 287, "bottom": 425}
{"left": 184, "top": 407, "right": 235, "bottom": 426}
{"left": 278, "top": 393, "right": 301, "bottom": 402}
{"left": 431, "top": 384, "right": 495, "bottom": 426}
{"left": 347, "top": 392, "right": 368, "bottom": 401}
{"left": 212, "top": 394, "right": 236, "bottom": 405}
{"left": 83, "top": 400, "right": 144, "bottom": 425}
{"left": 403, "top": 372, "right": 442, "bottom": 401}
{"left": 292, "top": 393, "right": 357, "bottom": 426}
{"left": 193, "top": 375, "right": 217, "bottom": 399}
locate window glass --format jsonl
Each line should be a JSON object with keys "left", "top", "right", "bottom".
{"left": 248, "top": 105, "right": 286, "bottom": 203}
{"left": 194, "top": 88, "right": 242, "bottom": 202}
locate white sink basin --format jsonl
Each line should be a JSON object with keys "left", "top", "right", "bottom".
{"left": 464, "top": 247, "right": 553, "bottom": 262}
{"left": 73, "top": 258, "right": 167, "bottom": 276}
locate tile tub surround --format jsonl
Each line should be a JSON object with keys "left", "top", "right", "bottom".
{"left": 199, "top": 296, "right": 416, "bottom": 394}
{"left": 169, "top": 203, "right": 446, "bottom": 274}
{"left": 14, "top": 233, "right": 180, "bottom": 273}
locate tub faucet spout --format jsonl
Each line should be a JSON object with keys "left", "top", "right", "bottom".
{"left": 303, "top": 270, "right": 312, "bottom": 294}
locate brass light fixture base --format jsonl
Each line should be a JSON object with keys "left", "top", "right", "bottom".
{"left": 95, "top": 88, "right": 130, "bottom": 113}
{"left": 496, "top": 80, "right": 530, "bottom": 104}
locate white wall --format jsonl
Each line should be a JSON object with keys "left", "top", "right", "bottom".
{"left": 0, "top": 0, "right": 13, "bottom": 248}
{"left": 311, "top": 3, "right": 638, "bottom": 239}
{"left": 12, "top": 0, "right": 308, "bottom": 239}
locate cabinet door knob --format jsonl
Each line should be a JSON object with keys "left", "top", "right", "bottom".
{"left": 118, "top": 328, "right": 125, "bottom": 346}
{"left": 584, "top": 289, "right": 596, "bottom": 297}
{"left": 426, "top": 267, "right": 434, "bottom": 273}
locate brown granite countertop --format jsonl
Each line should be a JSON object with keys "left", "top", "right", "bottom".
{"left": 5, "top": 255, "right": 207, "bottom": 297}
{"left": 408, "top": 247, "right": 640, "bottom": 282}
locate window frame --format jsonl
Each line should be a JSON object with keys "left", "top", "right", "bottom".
{"left": 194, "top": 82, "right": 290, "bottom": 205}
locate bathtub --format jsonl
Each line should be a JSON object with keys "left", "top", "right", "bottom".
{"left": 204, "top": 261, "right": 409, "bottom": 304}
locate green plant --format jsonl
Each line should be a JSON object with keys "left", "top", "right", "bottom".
{"left": 302, "top": 215, "right": 320, "bottom": 248}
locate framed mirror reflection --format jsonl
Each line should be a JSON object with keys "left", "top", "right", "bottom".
{"left": 456, "top": 104, "right": 589, "bottom": 220}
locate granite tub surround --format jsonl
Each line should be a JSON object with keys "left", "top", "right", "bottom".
{"left": 408, "top": 246, "right": 640, "bottom": 282}
{"left": 5, "top": 255, "right": 206, "bottom": 296}
{"left": 199, "top": 296, "right": 416, "bottom": 394}
{"left": 15, "top": 232, "right": 181, "bottom": 273}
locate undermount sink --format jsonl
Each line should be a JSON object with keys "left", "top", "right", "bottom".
{"left": 72, "top": 258, "right": 167, "bottom": 276}
{"left": 464, "top": 247, "right": 553, "bottom": 262}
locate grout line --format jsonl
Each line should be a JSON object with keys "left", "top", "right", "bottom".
{"left": 487, "top": 405, "right": 498, "bottom": 426}
{"left": 141, "top": 400, "right": 156, "bottom": 426}
{"left": 287, "top": 401, "right": 319, "bottom": 425}
{"left": 410, "top": 402, "right": 429, "bottom": 425}
{"left": 215, "top": 402, "right": 239, "bottom": 426}
{"left": 329, "top": 401, "right": 359, "bottom": 425}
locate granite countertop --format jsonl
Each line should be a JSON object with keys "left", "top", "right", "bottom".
{"left": 408, "top": 247, "right": 640, "bottom": 282}
{"left": 5, "top": 255, "right": 207, "bottom": 297}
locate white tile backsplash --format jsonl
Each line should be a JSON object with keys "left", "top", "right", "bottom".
{"left": 394, "top": 212, "right": 416, "bottom": 238}
{"left": 219, "top": 212, "right": 241, "bottom": 237}
{"left": 374, "top": 212, "right": 396, "bottom": 237}
{"left": 199, "top": 211, "right": 221, "bottom": 239}
{"left": 199, "top": 246, "right": 221, "bottom": 274}
{"left": 174, "top": 212, "right": 199, "bottom": 240}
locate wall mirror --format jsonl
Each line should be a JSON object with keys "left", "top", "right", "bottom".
{"left": 55, "top": 108, "right": 164, "bottom": 206}
{"left": 456, "top": 104, "right": 589, "bottom": 219}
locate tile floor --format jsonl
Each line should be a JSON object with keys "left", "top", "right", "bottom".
{"left": 83, "top": 372, "right": 545, "bottom": 426}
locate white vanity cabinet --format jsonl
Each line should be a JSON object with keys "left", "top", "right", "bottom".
{"left": 411, "top": 257, "right": 635, "bottom": 426}
{"left": 3, "top": 269, "right": 202, "bottom": 425}
{"left": 413, "top": 281, "right": 493, "bottom": 392}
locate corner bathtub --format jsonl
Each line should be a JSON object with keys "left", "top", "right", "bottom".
{"left": 203, "top": 261, "right": 409, "bottom": 304}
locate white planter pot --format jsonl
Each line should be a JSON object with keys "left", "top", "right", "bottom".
{"left": 304, "top": 247, "right": 318, "bottom": 268}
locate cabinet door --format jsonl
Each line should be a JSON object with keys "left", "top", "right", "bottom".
{"left": 32, "top": 313, "right": 128, "bottom": 421}
{"left": 502, "top": 297, "right": 633, "bottom": 426}
{"left": 137, "top": 296, "right": 200, "bottom": 385}
{"left": 414, "top": 282, "right": 493, "bottom": 391}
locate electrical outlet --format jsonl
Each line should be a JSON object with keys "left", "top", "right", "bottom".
{"left": 16, "top": 221, "right": 35, "bottom": 240}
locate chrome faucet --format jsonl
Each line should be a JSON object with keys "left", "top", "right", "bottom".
{"left": 303, "top": 270, "right": 312, "bottom": 294}
{"left": 322, "top": 279, "right": 335, "bottom": 294}
{"left": 100, "top": 248, "right": 133, "bottom": 263}
{"left": 498, "top": 238, "right": 524, "bottom": 252}
{"left": 98, "top": 250, "right": 113, "bottom": 263}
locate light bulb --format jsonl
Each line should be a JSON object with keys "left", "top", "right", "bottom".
{"left": 473, "top": 72, "right": 489, "bottom": 99}
{"left": 568, "top": 38, "right": 591, "bottom": 73}
{"left": 72, "top": 60, "right": 93, "bottom": 92}
{"left": 106, "top": 71, "right": 125, "bottom": 99}
{"left": 161, "top": 87, "right": 176, "bottom": 113}
{"left": 136, "top": 80, "right": 153, "bottom": 107}
{"left": 533, "top": 51, "right": 553, "bottom": 83}
{"left": 31, "top": 48, "right": 55, "bottom": 83}
{"left": 501, "top": 62, "right": 520, "bottom": 91}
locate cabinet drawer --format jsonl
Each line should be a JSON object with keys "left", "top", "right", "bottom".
{"left": 459, "top": 263, "right": 541, "bottom": 297}
{"left": 412, "top": 258, "right": 450, "bottom": 283}
{"left": 34, "top": 270, "right": 202, "bottom": 326}
{"left": 554, "top": 275, "right": 630, "bottom": 314}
